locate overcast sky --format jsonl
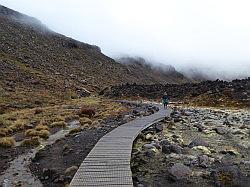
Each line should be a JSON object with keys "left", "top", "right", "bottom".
{"left": 1, "top": 0, "right": 250, "bottom": 79}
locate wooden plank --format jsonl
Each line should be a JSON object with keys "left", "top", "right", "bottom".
{"left": 70, "top": 104, "right": 169, "bottom": 187}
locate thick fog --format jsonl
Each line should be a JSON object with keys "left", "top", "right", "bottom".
{"left": 1, "top": 0, "right": 250, "bottom": 80}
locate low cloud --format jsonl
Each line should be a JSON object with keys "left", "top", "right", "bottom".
{"left": 1, "top": 0, "right": 250, "bottom": 80}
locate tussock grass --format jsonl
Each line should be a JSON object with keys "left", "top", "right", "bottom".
{"left": 9, "top": 119, "right": 27, "bottom": 132}
{"left": 0, "top": 116, "right": 12, "bottom": 127}
{"left": 35, "top": 124, "right": 49, "bottom": 131}
{"left": 50, "top": 121, "right": 67, "bottom": 128}
{"left": 69, "top": 127, "right": 82, "bottom": 134}
{"left": 52, "top": 116, "right": 65, "bottom": 122}
{"left": 21, "top": 137, "right": 40, "bottom": 147}
{"left": 0, "top": 97, "right": 128, "bottom": 148}
{"left": 0, "top": 137, "right": 15, "bottom": 148}
{"left": 34, "top": 108, "right": 43, "bottom": 114}
{"left": 78, "top": 107, "right": 95, "bottom": 118}
{"left": 0, "top": 127, "right": 13, "bottom": 137}
{"left": 91, "top": 120, "right": 100, "bottom": 127}
{"left": 64, "top": 115, "right": 80, "bottom": 122}
{"left": 79, "top": 117, "right": 93, "bottom": 126}
{"left": 25, "top": 129, "right": 50, "bottom": 139}
{"left": 25, "top": 129, "right": 39, "bottom": 137}
{"left": 39, "top": 120, "right": 49, "bottom": 126}
{"left": 38, "top": 130, "right": 50, "bottom": 139}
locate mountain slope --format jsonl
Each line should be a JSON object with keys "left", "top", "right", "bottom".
{"left": 0, "top": 5, "right": 189, "bottom": 110}
{"left": 118, "top": 57, "right": 188, "bottom": 84}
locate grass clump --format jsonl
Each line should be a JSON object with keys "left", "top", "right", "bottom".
{"left": 38, "top": 130, "right": 50, "bottom": 139}
{"left": 0, "top": 137, "right": 15, "bottom": 148}
{"left": 25, "top": 129, "right": 39, "bottom": 137}
{"left": 0, "top": 117, "right": 12, "bottom": 127}
{"left": 35, "top": 124, "right": 49, "bottom": 131}
{"left": 64, "top": 115, "right": 80, "bottom": 122}
{"left": 91, "top": 120, "right": 100, "bottom": 127}
{"left": 50, "top": 121, "right": 67, "bottom": 128}
{"left": 9, "top": 120, "right": 27, "bottom": 132}
{"left": 0, "top": 106, "right": 6, "bottom": 114}
{"left": 0, "top": 127, "right": 13, "bottom": 137}
{"left": 34, "top": 108, "right": 43, "bottom": 114}
{"left": 21, "top": 137, "right": 40, "bottom": 147}
{"left": 52, "top": 116, "right": 65, "bottom": 122}
{"left": 69, "top": 127, "right": 82, "bottom": 135}
{"left": 78, "top": 107, "right": 95, "bottom": 118}
{"left": 79, "top": 117, "right": 92, "bottom": 126}
{"left": 25, "top": 129, "right": 50, "bottom": 139}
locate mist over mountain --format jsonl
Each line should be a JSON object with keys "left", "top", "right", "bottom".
{"left": 0, "top": 5, "right": 190, "bottom": 110}
{"left": 0, "top": 4, "right": 48, "bottom": 31}
{"left": 1, "top": 0, "right": 249, "bottom": 80}
{"left": 117, "top": 56, "right": 189, "bottom": 83}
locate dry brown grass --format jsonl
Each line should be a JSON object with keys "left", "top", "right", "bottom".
{"left": 38, "top": 130, "right": 50, "bottom": 139}
{"left": 25, "top": 129, "right": 39, "bottom": 137}
{"left": 79, "top": 117, "right": 93, "bottom": 126}
{"left": 21, "top": 136, "right": 40, "bottom": 147}
{"left": 35, "top": 124, "right": 49, "bottom": 131}
{"left": 50, "top": 121, "right": 67, "bottom": 128}
{"left": 91, "top": 120, "right": 100, "bottom": 128}
{"left": 0, "top": 137, "right": 15, "bottom": 148}
{"left": 0, "top": 106, "right": 6, "bottom": 114}
{"left": 78, "top": 107, "right": 95, "bottom": 118}
{"left": 0, "top": 127, "right": 13, "bottom": 137}
{"left": 34, "top": 108, "right": 43, "bottom": 114}
{"left": 69, "top": 127, "right": 82, "bottom": 134}
{"left": 52, "top": 116, "right": 65, "bottom": 122}
{"left": 190, "top": 93, "right": 247, "bottom": 108}
{"left": 0, "top": 97, "right": 128, "bottom": 149}
{"left": 9, "top": 119, "right": 27, "bottom": 132}
{"left": 0, "top": 117, "right": 12, "bottom": 127}
{"left": 25, "top": 129, "right": 50, "bottom": 139}
{"left": 64, "top": 115, "right": 80, "bottom": 122}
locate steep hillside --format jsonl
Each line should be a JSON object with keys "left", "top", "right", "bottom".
{"left": 117, "top": 57, "right": 188, "bottom": 84}
{"left": 0, "top": 5, "right": 189, "bottom": 111}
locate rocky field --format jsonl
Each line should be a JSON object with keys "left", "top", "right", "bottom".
{"left": 132, "top": 106, "right": 250, "bottom": 187}
{"left": 102, "top": 78, "right": 249, "bottom": 108}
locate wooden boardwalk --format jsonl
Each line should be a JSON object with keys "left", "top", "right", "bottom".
{"left": 70, "top": 104, "right": 169, "bottom": 187}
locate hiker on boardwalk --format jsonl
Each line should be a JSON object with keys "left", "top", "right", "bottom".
{"left": 162, "top": 93, "right": 169, "bottom": 109}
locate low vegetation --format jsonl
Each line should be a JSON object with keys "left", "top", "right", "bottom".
{"left": 0, "top": 96, "right": 128, "bottom": 149}
{"left": 38, "top": 130, "right": 50, "bottom": 139}
{"left": 50, "top": 121, "right": 67, "bottom": 128}
{"left": 0, "top": 137, "right": 15, "bottom": 147}
{"left": 79, "top": 117, "right": 93, "bottom": 126}
{"left": 69, "top": 127, "right": 82, "bottom": 135}
{"left": 35, "top": 124, "right": 50, "bottom": 131}
{"left": 21, "top": 137, "right": 40, "bottom": 147}
{"left": 9, "top": 119, "right": 27, "bottom": 132}
{"left": 78, "top": 107, "right": 96, "bottom": 118}
{"left": 0, "top": 127, "right": 12, "bottom": 137}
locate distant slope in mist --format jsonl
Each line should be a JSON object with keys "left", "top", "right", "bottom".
{"left": 180, "top": 67, "right": 210, "bottom": 82}
{"left": 0, "top": 5, "right": 190, "bottom": 110}
{"left": 117, "top": 57, "right": 190, "bottom": 84}
{"left": 180, "top": 66, "right": 250, "bottom": 82}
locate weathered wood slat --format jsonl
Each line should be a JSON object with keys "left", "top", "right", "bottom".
{"left": 70, "top": 104, "right": 169, "bottom": 187}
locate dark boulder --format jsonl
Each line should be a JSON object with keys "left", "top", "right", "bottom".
{"left": 188, "top": 137, "right": 209, "bottom": 148}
